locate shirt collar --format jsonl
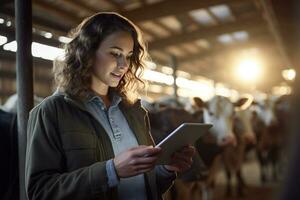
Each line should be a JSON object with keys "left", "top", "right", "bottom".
{"left": 86, "top": 92, "right": 122, "bottom": 108}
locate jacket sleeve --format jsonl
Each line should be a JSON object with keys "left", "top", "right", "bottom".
{"left": 25, "top": 102, "right": 110, "bottom": 200}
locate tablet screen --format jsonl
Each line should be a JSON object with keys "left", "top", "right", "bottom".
{"left": 155, "top": 123, "right": 212, "bottom": 165}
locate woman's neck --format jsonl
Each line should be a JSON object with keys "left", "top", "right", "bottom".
{"left": 91, "top": 88, "right": 111, "bottom": 108}
{"left": 90, "top": 77, "right": 109, "bottom": 96}
{"left": 99, "top": 94, "right": 111, "bottom": 108}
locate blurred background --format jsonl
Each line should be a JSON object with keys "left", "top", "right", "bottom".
{"left": 0, "top": 0, "right": 295, "bottom": 102}
{"left": 0, "top": 0, "right": 299, "bottom": 200}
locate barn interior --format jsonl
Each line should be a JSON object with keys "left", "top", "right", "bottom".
{"left": 0, "top": 0, "right": 296, "bottom": 103}
{"left": 1, "top": 0, "right": 299, "bottom": 200}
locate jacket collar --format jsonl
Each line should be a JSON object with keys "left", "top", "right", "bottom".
{"left": 53, "top": 91, "right": 148, "bottom": 144}
{"left": 51, "top": 90, "right": 93, "bottom": 113}
{"left": 119, "top": 100, "right": 150, "bottom": 146}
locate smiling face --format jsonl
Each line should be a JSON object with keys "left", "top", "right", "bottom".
{"left": 91, "top": 31, "right": 134, "bottom": 95}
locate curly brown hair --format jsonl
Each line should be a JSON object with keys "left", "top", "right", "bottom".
{"left": 53, "top": 12, "right": 148, "bottom": 104}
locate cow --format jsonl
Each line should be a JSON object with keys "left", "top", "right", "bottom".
{"left": 251, "top": 95, "right": 288, "bottom": 183}
{"left": 193, "top": 96, "right": 254, "bottom": 199}
{"left": 0, "top": 109, "right": 19, "bottom": 200}
{"left": 147, "top": 95, "right": 250, "bottom": 200}
{"left": 1, "top": 93, "right": 43, "bottom": 113}
{"left": 0, "top": 94, "right": 43, "bottom": 200}
{"left": 147, "top": 106, "right": 210, "bottom": 200}
{"left": 222, "top": 96, "right": 256, "bottom": 197}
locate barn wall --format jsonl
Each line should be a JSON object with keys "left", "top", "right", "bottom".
{"left": 0, "top": 59, "right": 54, "bottom": 104}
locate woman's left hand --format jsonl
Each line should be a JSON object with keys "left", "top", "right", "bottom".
{"left": 163, "top": 145, "right": 196, "bottom": 172}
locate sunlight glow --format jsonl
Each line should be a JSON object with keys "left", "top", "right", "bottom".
{"left": 58, "top": 36, "right": 72, "bottom": 43}
{"left": 215, "top": 86, "right": 231, "bottom": 97}
{"left": 272, "top": 84, "right": 292, "bottom": 95}
{"left": 148, "top": 84, "right": 164, "bottom": 93}
{"left": 282, "top": 68, "right": 296, "bottom": 81}
{"left": 142, "top": 69, "right": 215, "bottom": 100}
{"left": 3, "top": 41, "right": 64, "bottom": 61}
{"left": 41, "top": 31, "right": 53, "bottom": 39}
{"left": 145, "top": 61, "right": 157, "bottom": 69}
{"left": 143, "top": 70, "right": 174, "bottom": 85}
{"left": 32, "top": 42, "right": 64, "bottom": 60}
{"left": 236, "top": 59, "right": 262, "bottom": 82}
{"left": 6, "top": 21, "right": 11, "bottom": 27}
{"left": 161, "top": 66, "right": 173, "bottom": 74}
{"left": 0, "top": 35, "right": 7, "bottom": 46}
{"left": 3, "top": 41, "right": 17, "bottom": 51}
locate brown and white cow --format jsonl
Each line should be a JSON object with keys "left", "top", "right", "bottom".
{"left": 147, "top": 95, "right": 250, "bottom": 200}
{"left": 252, "top": 95, "right": 290, "bottom": 183}
{"left": 193, "top": 95, "right": 254, "bottom": 199}
{"left": 222, "top": 97, "right": 256, "bottom": 197}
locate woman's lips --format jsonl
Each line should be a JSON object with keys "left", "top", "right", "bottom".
{"left": 111, "top": 72, "right": 122, "bottom": 79}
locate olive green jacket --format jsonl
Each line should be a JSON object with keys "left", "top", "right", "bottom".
{"left": 25, "top": 93, "right": 175, "bottom": 200}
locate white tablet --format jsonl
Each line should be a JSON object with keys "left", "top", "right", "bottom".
{"left": 155, "top": 123, "right": 212, "bottom": 165}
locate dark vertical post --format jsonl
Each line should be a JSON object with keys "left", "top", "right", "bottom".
{"left": 274, "top": 0, "right": 300, "bottom": 199}
{"left": 15, "top": 0, "right": 33, "bottom": 199}
{"left": 170, "top": 54, "right": 178, "bottom": 102}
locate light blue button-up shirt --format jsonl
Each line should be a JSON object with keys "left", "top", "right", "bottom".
{"left": 85, "top": 94, "right": 175, "bottom": 199}
{"left": 85, "top": 94, "right": 147, "bottom": 200}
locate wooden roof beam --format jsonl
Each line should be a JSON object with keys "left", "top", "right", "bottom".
{"left": 32, "top": 17, "right": 70, "bottom": 35}
{"left": 0, "top": 26, "right": 15, "bottom": 42}
{"left": 60, "top": 0, "right": 96, "bottom": 14}
{"left": 178, "top": 38, "right": 274, "bottom": 64}
{"left": 103, "top": 0, "right": 123, "bottom": 11}
{"left": 122, "top": 0, "right": 253, "bottom": 22}
{"left": 175, "top": 14, "right": 199, "bottom": 33}
{"left": 255, "top": 0, "right": 292, "bottom": 67}
{"left": 33, "top": 0, "right": 80, "bottom": 24}
{"left": 0, "top": 49, "right": 52, "bottom": 68}
{"left": 151, "top": 35, "right": 274, "bottom": 65}
{"left": 148, "top": 17, "right": 266, "bottom": 50}
{"left": 0, "top": 26, "right": 61, "bottom": 47}
{"left": 0, "top": 7, "right": 69, "bottom": 34}
{"left": 0, "top": 70, "right": 52, "bottom": 84}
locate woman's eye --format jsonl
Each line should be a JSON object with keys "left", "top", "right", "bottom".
{"left": 110, "top": 52, "right": 122, "bottom": 58}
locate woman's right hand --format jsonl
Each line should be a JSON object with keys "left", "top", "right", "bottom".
{"left": 113, "top": 145, "right": 161, "bottom": 178}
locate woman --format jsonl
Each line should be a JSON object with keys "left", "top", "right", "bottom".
{"left": 25, "top": 12, "right": 195, "bottom": 200}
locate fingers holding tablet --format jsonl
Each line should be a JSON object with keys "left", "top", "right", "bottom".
{"left": 164, "top": 145, "right": 196, "bottom": 172}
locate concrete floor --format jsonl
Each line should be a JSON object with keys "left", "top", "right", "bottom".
{"left": 213, "top": 151, "right": 281, "bottom": 200}
{"left": 163, "top": 150, "right": 283, "bottom": 200}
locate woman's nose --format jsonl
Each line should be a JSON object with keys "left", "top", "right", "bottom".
{"left": 117, "top": 57, "right": 129, "bottom": 69}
